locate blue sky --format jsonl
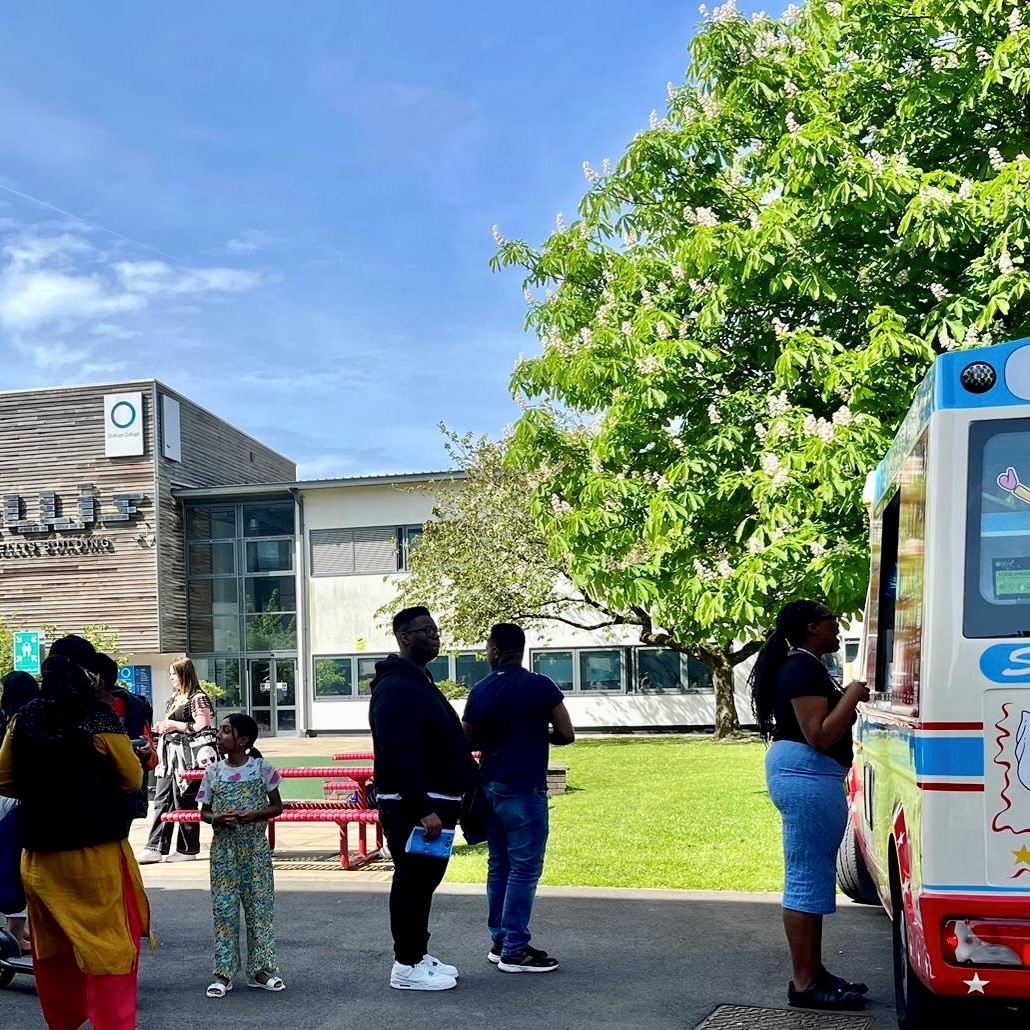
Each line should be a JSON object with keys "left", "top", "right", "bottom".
{"left": 0, "top": 2, "right": 713, "bottom": 478}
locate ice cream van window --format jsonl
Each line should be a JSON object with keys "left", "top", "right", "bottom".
{"left": 965, "top": 419, "right": 1030, "bottom": 637}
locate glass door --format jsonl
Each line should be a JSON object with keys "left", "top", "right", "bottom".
{"left": 246, "top": 657, "right": 297, "bottom": 736}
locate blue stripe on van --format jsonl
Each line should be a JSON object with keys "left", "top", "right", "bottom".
{"left": 912, "top": 736, "right": 984, "bottom": 778}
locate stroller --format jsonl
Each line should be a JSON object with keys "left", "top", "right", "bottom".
{"left": 0, "top": 928, "right": 32, "bottom": 989}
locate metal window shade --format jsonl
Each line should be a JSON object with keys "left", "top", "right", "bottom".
{"left": 351, "top": 526, "right": 399, "bottom": 574}
{"left": 309, "top": 528, "right": 356, "bottom": 576}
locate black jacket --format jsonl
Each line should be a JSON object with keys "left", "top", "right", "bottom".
{"left": 369, "top": 655, "right": 477, "bottom": 819}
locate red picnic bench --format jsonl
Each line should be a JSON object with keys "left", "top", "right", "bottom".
{"left": 173, "top": 766, "right": 382, "bottom": 868}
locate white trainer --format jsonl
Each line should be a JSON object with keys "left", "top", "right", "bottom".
{"left": 165, "top": 853, "right": 198, "bottom": 863}
{"left": 423, "top": 954, "right": 458, "bottom": 977}
{"left": 390, "top": 960, "right": 457, "bottom": 991}
{"left": 136, "top": 849, "right": 163, "bottom": 865}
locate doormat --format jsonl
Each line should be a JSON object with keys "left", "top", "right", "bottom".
{"left": 695, "top": 1006, "right": 873, "bottom": 1029}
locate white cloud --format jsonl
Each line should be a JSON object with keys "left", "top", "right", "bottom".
{"left": 225, "top": 230, "right": 276, "bottom": 255}
{"left": 0, "top": 227, "right": 263, "bottom": 335}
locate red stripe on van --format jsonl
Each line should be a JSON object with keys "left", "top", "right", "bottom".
{"left": 918, "top": 721, "right": 984, "bottom": 730}
{"left": 917, "top": 781, "right": 985, "bottom": 791}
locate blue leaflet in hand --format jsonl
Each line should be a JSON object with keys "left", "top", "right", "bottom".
{"left": 405, "top": 826, "right": 455, "bottom": 859}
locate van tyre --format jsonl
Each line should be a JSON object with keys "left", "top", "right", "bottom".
{"left": 836, "top": 817, "right": 879, "bottom": 904}
{"left": 892, "top": 881, "right": 943, "bottom": 1030}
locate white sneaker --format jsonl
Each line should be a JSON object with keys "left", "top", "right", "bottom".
{"left": 137, "top": 849, "right": 163, "bottom": 865}
{"left": 165, "top": 853, "right": 198, "bottom": 863}
{"left": 390, "top": 960, "right": 457, "bottom": 991}
{"left": 423, "top": 954, "right": 458, "bottom": 978}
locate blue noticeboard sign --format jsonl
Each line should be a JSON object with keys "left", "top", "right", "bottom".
{"left": 13, "top": 632, "right": 41, "bottom": 675}
{"left": 117, "top": 665, "right": 152, "bottom": 704}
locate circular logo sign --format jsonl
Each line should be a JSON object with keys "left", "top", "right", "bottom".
{"left": 111, "top": 401, "right": 137, "bottom": 429}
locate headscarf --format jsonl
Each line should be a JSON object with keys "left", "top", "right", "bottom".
{"left": 0, "top": 670, "right": 39, "bottom": 746}
{"left": 13, "top": 635, "right": 124, "bottom": 747}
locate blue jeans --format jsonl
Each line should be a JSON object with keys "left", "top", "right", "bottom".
{"left": 484, "top": 781, "right": 549, "bottom": 956}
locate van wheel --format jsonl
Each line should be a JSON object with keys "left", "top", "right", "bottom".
{"left": 836, "top": 817, "right": 879, "bottom": 904}
{"left": 892, "top": 882, "right": 943, "bottom": 1029}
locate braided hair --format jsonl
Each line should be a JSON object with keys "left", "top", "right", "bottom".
{"left": 749, "top": 600, "right": 832, "bottom": 742}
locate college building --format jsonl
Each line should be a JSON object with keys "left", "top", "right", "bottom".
{"left": 0, "top": 380, "right": 760, "bottom": 735}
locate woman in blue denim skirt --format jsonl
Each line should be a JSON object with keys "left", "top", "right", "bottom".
{"left": 750, "top": 600, "right": 870, "bottom": 1012}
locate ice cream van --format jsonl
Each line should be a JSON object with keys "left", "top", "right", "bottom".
{"left": 839, "top": 336, "right": 1030, "bottom": 1028}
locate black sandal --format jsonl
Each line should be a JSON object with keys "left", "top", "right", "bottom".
{"left": 817, "top": 968, "right": 869, "bottom": 994}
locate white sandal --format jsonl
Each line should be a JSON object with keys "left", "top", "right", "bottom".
{"left": 206, "top": 980, "right": 233, "bottom": 998}
{"left": 248, "top": 974, "right": 286, "bottom": 992}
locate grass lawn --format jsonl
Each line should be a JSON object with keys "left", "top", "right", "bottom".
{"left": 271, "top": 739, "right": 784, "bottom": 892}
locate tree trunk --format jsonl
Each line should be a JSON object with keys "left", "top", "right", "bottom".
{"left": 710, "top": 648, "right": 740, "bottom": 739}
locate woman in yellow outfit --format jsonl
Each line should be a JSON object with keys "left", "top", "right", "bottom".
{"left": 0, "top": 634, "right": 151, "bottom": 1030}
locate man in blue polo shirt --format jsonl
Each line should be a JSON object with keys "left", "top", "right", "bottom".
{"left": 462, "top": 623, "right": 575, "bottom": 973}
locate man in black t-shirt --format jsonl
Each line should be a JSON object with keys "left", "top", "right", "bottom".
{"left": 462, "top": 623, "right": 575, "bottom": 973}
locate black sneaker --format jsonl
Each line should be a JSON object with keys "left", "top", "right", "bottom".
{"left": 817, "top": 968, "right": 869, "bottom": 995}
{"left": 498, "top": 948, "right": 558, "bottom": 973}
{"left": 788, "top": 980, "right": 864, "bottom": 1010}
{"left": 487, "top": 943, "right": 503, "bottom": 965}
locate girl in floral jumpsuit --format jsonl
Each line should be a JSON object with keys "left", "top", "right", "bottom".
{"left": 198, "top": 713, "right": 285, "bottom": 997}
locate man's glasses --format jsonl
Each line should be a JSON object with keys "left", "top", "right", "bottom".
{"left": 405, "top": 626, "right": 440, "bottom": 638}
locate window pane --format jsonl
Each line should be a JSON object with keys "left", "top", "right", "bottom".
{"left": 532, "top": 651, "right": 573, "bottom": 691}
{"left": 579, "top": 650, "right": 624, "bottom": 692}
{"left": 636, "top": 649, "right": 683, "bottom": 692}
{"left": 188, "top": 579, "right": 239, "bottom": 617}
{"left": 246, "top": 539, "right": 293, "bottom": 573}
{"left": 315, "top": 658, "right": 352, "bottom": 698}
{"left": 454, "top": 652, "right": 490, "bottom": 689}
{"left": 357, "top": 655, "right": 388, "bottom": 694}
{"left": 188, "top": 541, "right": 236, "bottom": 576}
{"left": 188, "top": 615, "right": 241, "bottom": 653}
{"left": 242, "top": 503, "right": 294, "bottom": 538}
{"left": 427, "top": 655, "right": 450, "bottom": 683}
{"left": 193, "top": 658, "right": 242, "bottom": 711}
{"left": 399, "top": 526, "right": 424, "bottom": 572}
{"left": 245, "top": 575, "right": 296, "bottom": 613}
{"left": 685, "top": 657, "right": 714, "bottom": 691}
{"left": 276, "top": 709, "right": 297, "bottom": 732}
{"left": 186, "top": 505, "right": 237, "bottom": 540}
{"left": 245, "top": 613, "right": 297, "bottom": 651}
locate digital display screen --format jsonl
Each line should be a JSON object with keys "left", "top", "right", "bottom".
{"left": 993, "top": 557, "right": 1030, "bottom": 600}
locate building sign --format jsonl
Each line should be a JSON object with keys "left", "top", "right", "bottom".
{"left": 0, "top": 538, "right": 114, "bottom": 559}
{"left": 104, "top": 392, "right": 145, "bottom": 458}
{"left": 2, "top": 485, "right": 144, "bottom": 536}
{"left": 13, "top": 631, "right": 41, "bottom": 675}
{"left": 118, "top": 664, "right": 153, "bottom": 704}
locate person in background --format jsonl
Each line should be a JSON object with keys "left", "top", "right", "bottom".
{"left": 749, "top": 600, "right": 870, "bottom": 1012}
{"left": 0, "top": 670, "right": 39, "bottom": 955}
{"left": 139, "top": 656, "right": 213, "bottom": 864}
{"left": 0, "top": 634, "right": 151, "bottom": 1030}
{"left": 92, "top": 653, "right": 156, "bottom": 821}
{"left": 369, "top": 606, "right": 478, "bottom": 992}
{"left": 199, "top": 713, "right": 285, "bottom": 997}
{"left": 462, "top": 623, "right": 575, "bottom": 973}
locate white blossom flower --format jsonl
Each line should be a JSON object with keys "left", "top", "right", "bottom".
{"left": 784, "top": 79, "right": 800, "bottom": 97}
{"left": 989, "top": 147, "right": 1005, "bottom": 171}
{"left": 785, "top": 112, "right": 802, "bottom": 133}
{"left": 671, "top": 263, "right": 685, "bottom": 281}
{"left": 656, "top": 321, "right": 670, "bottom": 339}
{"left": 809, "top": 541, "right": 826, "bottom": 557}
{"left": 929, "top": 282, "right": 951, "bottom": 302}
{"left": 717, "top": 559, "right": 734, "bottom": 576}
{"left": 695, "top": 207, "right": 721, "bottom": 227}
{"left": 762, "top": 453, "right": 782, "bottom": 476}
{"left": 772, "top": 316, "right": 790, "bottom": 337}
{"left": 708, "top": 402, "right": 722, "bottom": 424}
{"left": 769, "top": 391, "right": 790, "bottom": 416}
{"left": 748, "top": 536, "right": 763, "bottom": 554}
{"left": 825, "top": 1, "right": 843, "bottom": 15}
{"left": 641, "top": 288, "right": 654, "bottom": 308}
{"left": 698, "top": 92, "right": 721, "bottom": 119}
{"left": 623, "top": 229, "right": 638, "bottom": 248}
{"left": 868, "top": 150, "right": 887, "bottom": 174}
{"left": 713, "top": 0, "right": 738, "bottom": 21}
{"left": 783, "top": 3, "right": 801, "bottom": 22}
{"left": 579, "top": 327, "right": 594, "bottom": 348}
{"left": 583, "top": 161, "right": 599, "bottom": 184}
{"left": 976, "top": 45, "right": 992, "bottom": 67}
{"left": 555, "top": 212, "right": 567, "bottom": 232}
{"left": 999, "top": 250, "right": 1017, "bottom": 275}
{"left": 1010, "top": 7, "right": 1024, "bottom": 33}
{"left": 698, "top": 3, "right": 710, "bottom": 17}
{"left": 755, "top": 422, "right": 768, "bottom": 440}
{"left": 931, "top": 54, "right": 946, "bottom": 71}
{"left": 751, "top": 9, "right": 770, "bottom": 21}
{"left": 773, "top": 468, "right": 789, "bottom": 489}
{"left": 939, "top": 327, "right": 958, "bottom": 351}
{"left": 656, "top": 281, "right": 670, "bottom": 295}
{"left": 635, "top": 355, "right": 663, "bottom": 375}
{"left": 491, "top": 224, "right": 506, "bottom": 245}
{"left": 602, "top": 158, "right": 614, "bottom": 177}
{"left": 649, "top": 110, "right": 661, "bottom": 131}
{"left": 959, "top": 179, "right": 974, "bottom": 199}
{"left": 748, "top": 210, "right": 761, "bottom": 230}
{"left": 831, "top": 405, "right": 853, "bottom": 427}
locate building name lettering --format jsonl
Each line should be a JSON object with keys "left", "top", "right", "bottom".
{"left": 2, "top": 484, "right": 145, "bottom": 537}
{"left": 0, "top": 538, "right": 115, "bottom": 559}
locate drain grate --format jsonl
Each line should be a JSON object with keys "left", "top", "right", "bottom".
{"left": 696, "top": 1005, "right": 872, "bottom": 1029}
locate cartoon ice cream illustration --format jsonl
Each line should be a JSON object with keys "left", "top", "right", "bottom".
{"left": 1017, "top": 711, "right": 1030, "bottom": 793}
{"left": 999, "top": 467, "right": 1030, "bottom": 505}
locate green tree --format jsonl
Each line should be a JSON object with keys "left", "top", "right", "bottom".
{"left": 489, "top": 0, "right": 1030, "bottom": 735}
